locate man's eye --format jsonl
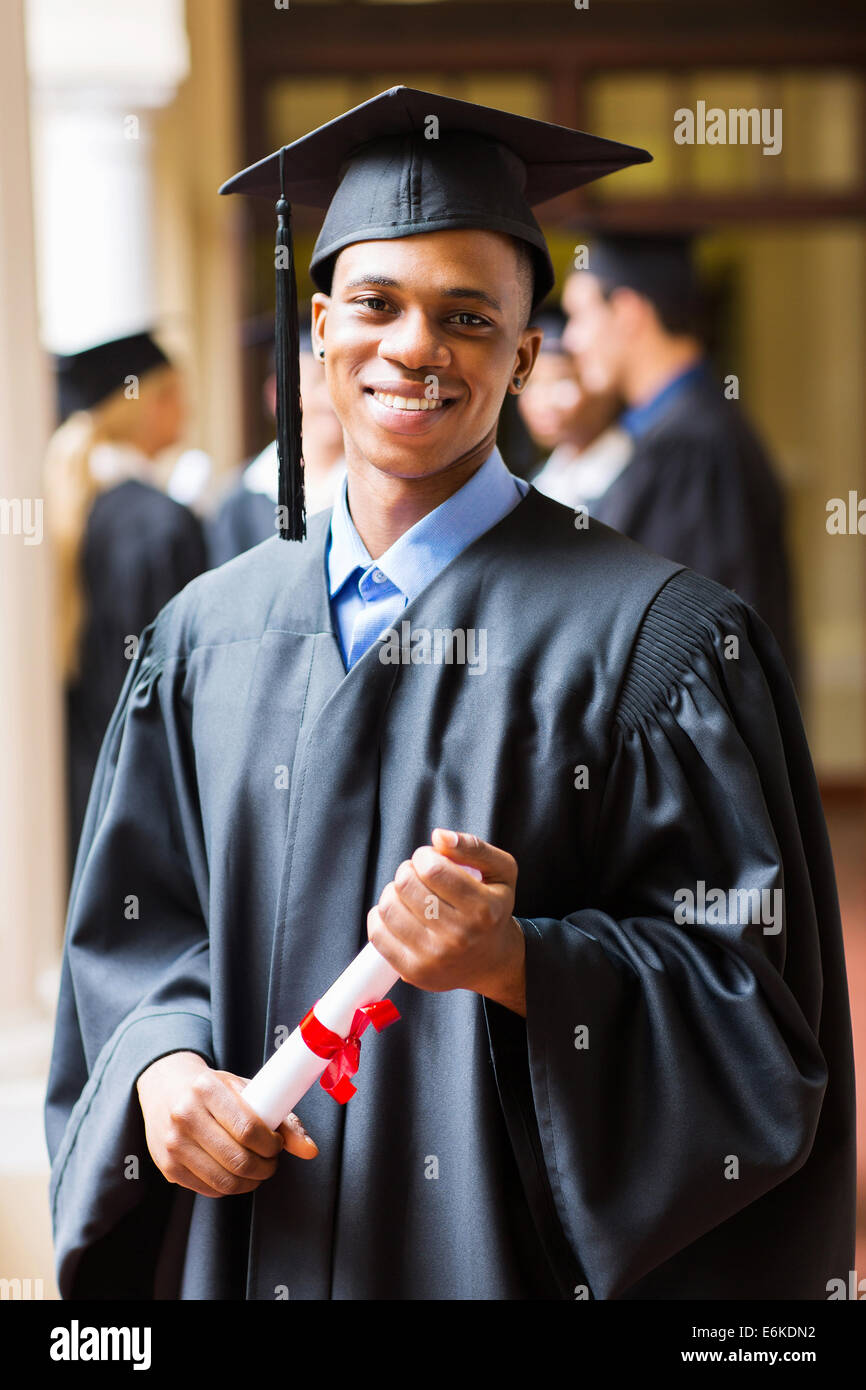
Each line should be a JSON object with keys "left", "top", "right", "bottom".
{"left": 359, "top": 297, "right": 391, "bottom": 312}
{"left": 450, "top": 312, "right": 489, "bottom": 328}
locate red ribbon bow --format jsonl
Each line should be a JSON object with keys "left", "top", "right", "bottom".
{"left": 299, "top": 999, "right": 401, "bottom": 1104}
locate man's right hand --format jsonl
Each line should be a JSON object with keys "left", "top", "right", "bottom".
{"left": 136, "top": 1051, "right": 318, "bottom": 1198}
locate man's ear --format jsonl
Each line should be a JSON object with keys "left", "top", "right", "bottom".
{"left": 610, "top": 285, "right": 650, "bottom": 336}
{"left": 311, "top": 293, "right": 330, "bottom": 360}
{"left": 508, "top": 326, "right": 544, "bottom": 394}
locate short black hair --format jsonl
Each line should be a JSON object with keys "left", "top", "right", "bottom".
{"left": 529, "top": 303, "right": 568, "bottom": 354}
{"left": 590, "top": 233, "right": 705, "bottom": 339}
{"left": 512, "top": 237, "right": 535, "bottom": 331}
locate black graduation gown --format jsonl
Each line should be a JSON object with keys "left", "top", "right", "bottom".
{"left": 591, "top": 372, "right": 800, "bottom": 687}
{"left": 45, "top": 487, "right": 855, "bottom": 1300}
{"left": 65, "top": 479, "right": 207, "bottom": 871}
{"left": 207, "top": 481, "right": 276, "bottom": 568}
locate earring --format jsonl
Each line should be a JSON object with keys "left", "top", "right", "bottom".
{"left": 319, "top": 348, "right": 325, "bottom": 360}
{"left": 513, "top": 376, "right": 522, "bottom": 389}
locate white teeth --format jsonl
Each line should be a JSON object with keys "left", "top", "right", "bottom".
{"left": 370, "top": 391, "right": 444, "bottom": 411}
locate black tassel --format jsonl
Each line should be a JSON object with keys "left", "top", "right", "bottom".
{"left": 274, "top": 146, "right": 305, "bottom": 540}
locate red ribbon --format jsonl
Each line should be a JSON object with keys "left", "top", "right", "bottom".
{"left": 299, "top": 999, "right": 401, "bottom": 1104}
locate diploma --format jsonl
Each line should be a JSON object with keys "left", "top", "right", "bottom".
{"left": 242, "top": 864, "right": 482, "bottom": 1129}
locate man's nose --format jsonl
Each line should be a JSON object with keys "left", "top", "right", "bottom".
{"left": 379, "top": 310, "right": 450, "bottom": 370}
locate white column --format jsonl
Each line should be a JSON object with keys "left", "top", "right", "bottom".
{"left": 0, "top": 0, "right": 64, "bottom": 1034}
{"left": 152, "top": 0, "right": 244, "bottom": 487}
{"left": 31, "top": 100, "right": 159, "bottom": 351}
{"left": 26, "top": 0, "right": 190, "bottom": 351}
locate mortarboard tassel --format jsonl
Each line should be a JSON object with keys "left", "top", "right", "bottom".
{"left": 274, "top": 147, "right": 305, "bottom": 540}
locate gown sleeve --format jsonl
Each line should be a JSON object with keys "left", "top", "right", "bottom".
{"left": 45, "top": 605, "right": 214, "bottom": 1298}
{"left": 489, "top": 567, "right": 840, "bottom": 1299}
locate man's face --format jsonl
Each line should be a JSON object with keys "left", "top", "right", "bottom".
{"left": 298, "top": 351, "right": 344, "bottom": 460}
{"left": 561, "top": 271, "right": 626, "bottom": 395}
{"left": 143, "top": 367, "right": 186, "bottom": 454}
{"left": 517, "top": 350, "right": 583, "bottom": 452}
{"left": 312, "top": 229, "right": 540, "bottom": 480}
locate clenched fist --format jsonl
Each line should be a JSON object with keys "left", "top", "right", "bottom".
{"left": 368, "top": 827, "right": 526, "bottom": 1016}
{"left": 136, "top": 1050, "right": 317, "bottom": 1199}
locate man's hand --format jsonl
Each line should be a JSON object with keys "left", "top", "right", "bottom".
{"left": 136, "top": 1051, "right": 317, "bottom": 1198}
{"left": 368, "top": 828, "right": 526, "bottom": 1016}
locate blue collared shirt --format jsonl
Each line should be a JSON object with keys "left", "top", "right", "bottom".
{"left": 326, "top": 446, "right": 529, "bottom": 669}
{"left": 620, "top": 358, "right": 710, "bottom": 439}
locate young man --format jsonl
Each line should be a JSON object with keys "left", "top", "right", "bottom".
{"left": 46, "top": 89, "right": 854, "bottom": 1301}
{"left": 562, "top": 233, "right": 799, "bottom": 683}
{"left": 519, "top": 306, "right": 633, "bottom": 511}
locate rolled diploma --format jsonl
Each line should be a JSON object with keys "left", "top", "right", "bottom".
{"left": 242, "top": 864, "right": 482, "bottom": 1129}
{"left": 241, "top": 943, "right": 400, "bottom": 1128}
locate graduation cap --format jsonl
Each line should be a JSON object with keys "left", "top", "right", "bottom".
{"left": 220, "top": 86, "right": 651, "bottom": 540}
{"left": 55, "top": 330, "right": 170, "bottom": 423}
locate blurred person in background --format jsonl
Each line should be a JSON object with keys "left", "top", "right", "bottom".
{"left": 45, "top": 331, "right": 207, "bottom": 874}
{"left": 166, "top": 444, "right": 214, "bottom": 518}
{"left": 518, "top": 306, "right": 631, "bottom": 510}
{"left": 208, "top": 318, "right": 345, "bottom": 566}
{"left": 563, "top": 233, "right": 798, "bottom": 684}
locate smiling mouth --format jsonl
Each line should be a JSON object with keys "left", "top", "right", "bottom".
{"left": 365, "top": 390, "right": 455, "bottom": 413}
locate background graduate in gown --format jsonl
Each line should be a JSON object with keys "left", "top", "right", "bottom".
{"left": 562, "top": 233, "right": 799, "bottom": 684}
{"left": 45, "top": 331, "right": 207, "bottom": 874}
{"left": 45, "top": 90, "right": 855, "bottom": 1301}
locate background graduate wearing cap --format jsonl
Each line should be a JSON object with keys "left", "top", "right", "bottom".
{"left": 562, "top": 234, "right": 799, "bottom": 684}
{"left": 45, "top": 332, "right": 207, "bottom": 875}
{"left": 46, "top": 89, "right": 854, "bottom": 1301}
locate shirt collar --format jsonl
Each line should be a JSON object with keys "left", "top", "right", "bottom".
{"left": 327, "top": 445, "right": 525, "bottom": 602}
{"left": 328, "top": 472, "right": 374, "bottom": 596}
{"left": 620, "top": 357, "right": 710, "bottom": 438}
